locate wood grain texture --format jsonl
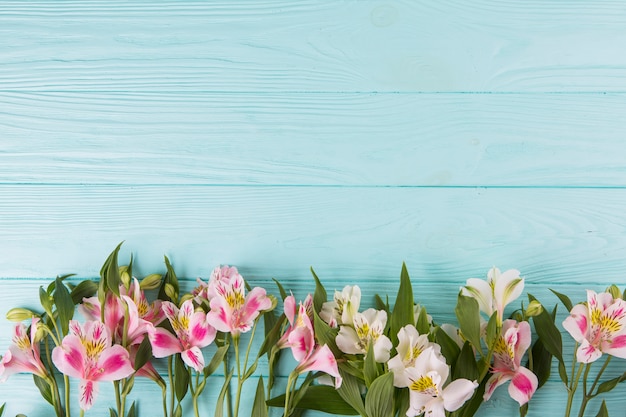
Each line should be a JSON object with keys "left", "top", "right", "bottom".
{"left": 2, "top": 92, "right": 626, "bottom": 187}
{"left": 2, "top": 1, "right": 626, "bottom": 92}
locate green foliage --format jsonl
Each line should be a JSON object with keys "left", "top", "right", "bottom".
{"left": 390, "top": 263, "right": 415, "bottom": 347}
{"left": 364, "top": 373, "right": 395, "bottom": 417}
{"left": 455, "top": 294, "right": 482, "bottom": 351}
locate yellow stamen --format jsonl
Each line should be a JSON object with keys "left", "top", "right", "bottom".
{"left": 410, "top": 376, "right": 438, "bottom": 396}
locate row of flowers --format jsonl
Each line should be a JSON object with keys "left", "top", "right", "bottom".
{"left": 1, "top": 244, "right": 626, "bottom": 417}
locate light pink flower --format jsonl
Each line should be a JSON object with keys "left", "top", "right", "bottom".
{"left": 279, "top": 295, "right": 342, "bottom": 388}
{"left": 52, "top": 320, "right": 134, "bottom": 411}
{"left": 0, "top": 318, "right": 47, "bottom": 382}
{"left": 388, "top": 325, "right": 442, "bottom": 387}
{"left": 336, "top": 308, "right": 393, "bottom": 362}
{"left": 563, "top": 290, "right": 626, "bottom": 363}
{"left": 462, "top": 267, "right": 524, "bottom": 324}
{"left": 484, "top": 320, "right": 538, "bottom": 406}
{"left": 193, "top": 265, "right": 242, "bottom": 304}
{"left": 206, "top": 271, "right": 272, "bottom": 336}
{"left": 149, "top": 300, "right": 216, "bottom": 372}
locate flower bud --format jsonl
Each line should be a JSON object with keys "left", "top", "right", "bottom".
{"left": 34, "top": 325, "right": 48, "bottom": 343}
{"left": 525, "top": 300, "right": 543, "bottom": 317}
{"left": 119, "top": 266, "right": 131, "bottom": 289}
{"left": 180, "top": 293, "right": 194, "bottom": 305}
{"left": 263, "top": 294, "right": 278, "bottom": 312}
{"left": 6, "top": 307, "right": 38, "bottom": 322}
{"left": 607, "top": 285, "right": 622, "bottom": 300}
{"left": 164, "top": 283, "right": 178, "bottom": 302}
{"left": 140, "top": 274, "right": 162, "bottom": 290}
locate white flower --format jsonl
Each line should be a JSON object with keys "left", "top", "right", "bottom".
{"left": 336, "top": 308, "right": 392, "bottom": 362}
{"left": 405, "top": 347, "right": 478, "bottom": 417}
{"left": 461, "top": 267, "right": 524, "bottom": 323}
{"left": 388, "top": 325, "right": 442, "bottom": 387}
{"left": 320, "top": 285, "right": 361, "bottom": 327}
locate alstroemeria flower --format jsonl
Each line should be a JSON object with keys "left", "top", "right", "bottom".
{"left": 320, "top": 285, "right": 361, "bottom": 327}
{"left": 149, "top": 300, "right": 216, "bottom": 371}
{"left": 462, "top": 267, "right": 524, "bottom": 323}
{"left": 123, "top": 277, "right": 165, "bottom": 326}
{"left": 206, "top": 271, "right": 272, "bottom": 336}
{"left": 52, "top": 320, "right": 134, "bottom": 410}
{"left": 388, "top": 325, "right": 442, "bottom": 387}
{"left": 193, "top": 265, "right": 242, "bottom": 304}
{"left": 484, "top": 320, "right": 538, "bottom": 406}
{"left": 336, "top": 308, "right": 393, "bottom": 362}
{"left": 405, "top": 347, "right": 478, "bottom": 417}
{"left": 0, "top": 318, "right": 47, "bottom": 382}
{"left": 279, "top": 295, "right": 342, "bottom": 388}
{"left": 563, "top": 290, "right": 626, "bottom": 363}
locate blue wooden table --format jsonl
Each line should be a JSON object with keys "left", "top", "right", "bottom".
{"left": 2, "top": 1, "right": 626, "bottom": 416}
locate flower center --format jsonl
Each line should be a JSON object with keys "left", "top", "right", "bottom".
{"left": 410, "top": 375, "right": 439, "bottom": 397}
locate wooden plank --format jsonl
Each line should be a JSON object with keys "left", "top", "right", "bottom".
{"left": 2, "top": 1, "right": 626, "bottom": 92}
{"left": 1, "top": 185, "right": 626, "bottom": 283}
{"left": 3, "top": 92, "right": 626, "bottom": 186}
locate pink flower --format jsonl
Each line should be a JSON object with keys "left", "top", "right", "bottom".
{"left": 52, "top": 320, "right": 134, "bottom": 410}
{"left": 279, "top": 295, "right": 342, "bottom": 388}
{"left": 206, "top": 271, "right": 272, "bottom": 336}
{"left": 484, "top": 320, "right": 538, "bottom": 406}
{"left": 193, "top": 265, "right": 242, "bottom": 304}
{"left": 148, "top": 300, "right": 216, "bottom": 372}
{"left": 563, "top": 290, "right": 626, "bottom": 363}
{"left": 0, "top": 318, "right": 47, "bottom": 382}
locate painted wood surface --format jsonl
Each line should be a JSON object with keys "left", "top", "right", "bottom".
{"left": 2, "top": 1, "right": 626, "bottom": 416}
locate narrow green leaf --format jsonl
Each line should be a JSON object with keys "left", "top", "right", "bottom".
{"left": 173, "top": 404, "right": 182, "bottom": 417}
{"left": 259, "top": 313, "right": 286, "bottom": 357}
{"left": 310, "top": 267, "right": 327, "bottom": 313}
{"left": 435, "top": 326, "right": 461, "bottom": 367}
{"left": 485, "top": 311, "right": 499, "bottom": 347}
{"left": 596, "top": 371, "right": 626, "bottom": 395}
{"left": 374, "top": 295, "right": 389, "bottom": 313}
{"left": 174, "top": 354, "right": 189, "bottom": 402}
{"left": 528, "top": 295, "right": 563, "bottom": 365}
{"left": 101, "top": 242, "right": 124, "bottom": 297}
{"left": 519, "top": 403, "right": 529, "bottom": 417}
{"left": 273, "top": 278, "right": 289, "bottom": 301}
{"left": 312, "top": 309, "right": 341, "bottom": 356}
{"left": 267, "top": 385, "right": 358, "bottom": 415}
{"left": 390, "top": 263, "right": 415, "bottom": 347}
{"left": 158, "top": 256, "right": 179, "bottom": 303}
{"left": 415, "top": 305, "right": 430, "bottom": 335}
{"left": 550, "top": 289, "right": 574, "bottom": 312}
{"left": 251, "top": 376, "right": 268, "bottom": 417}
{"left": 455, "top": 294, "right": 482, "bottom": 351}
{"left": 215, "top": 369, "right": 234, "bottom": 417}
{"left": 53, "top": 277, "right": 74, "bottom": 336}
{"left": 595, "top": 400, "right": 609, "bottom": 417}
{"left": 39, "top": 286, "right": 53, "bottom": 315}
{"left": 364, "top": 372, "right": 395, "bottom": 417}
{"left": 70, "top": 279, "right": 99, "bottom": 305}
{"left": 204, "top": 344, "right": 230, "bottom": 378}
{"left": 364, "top": 342, "right": 379, "bottom": 388}
{"left": 244, "top": 360, "right": 258, "bottom": 380}
{"left": 394, "top": 388, "right": 410, "bottom": 417}
{"left": 127, "top": 402, "right": 136, "bottom": 417}
{"left": 337, "top": 369, "right": 367, "bottom": 416}
{"left": 528, "top": 338, "right": 552, "bottom": 389}
{"left": 0, "top": 403, "right": 4, "bottom": 417}
{"left": 109, "top": 409, "right": 118, "bottom": 417}
{"left": 133, "top": 336, "right": 152, "bottom": 371}
{"left": 122, "top": 376, "right": 135, "bottom": 396}
{"left": 33, "top": 374, "right": 54, "bottom": 405}
{"left": 453, "top": 342, "right": 479, "bottom": 381}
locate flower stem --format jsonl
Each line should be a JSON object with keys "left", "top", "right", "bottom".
{"left": 168, "top": 357, "right": 175, "bottom": 417}
{"left": 114, "top": 380, "right": 122, "bottom": 416}
{"left": 234, "top": 335, "right": 242, "bottom": 417}
{"left": 223, "top": 351, "right": 233, "bottom": 417}
{"left": 589, "top": 355, "right": 612, "bottom": 397}
{"left": 64, "top": 375, "right": 71, "bottom": 417}
{"left": 564, "top": 363, "right": 584, "bottom": 417}
{"left": 161, "top": 385, "right": 168, "bottom": 417}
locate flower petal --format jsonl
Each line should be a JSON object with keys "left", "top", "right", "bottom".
{"left": 576, "top": 339, "right": 602, "bottom": 363}
{"left": 149, "top": 327, "right": 182, "bottom": 358}
{"left": 95, "top": 345, "right": 134, "bottom": 381}
{"left": 336, "top": 326, "right": 362, "bottom": 355}
{"left": 79, "top": 380, "right": 99, "bottom": 411}
{"left": 494, "top": 269, "right": 523, "bottom": 317}
{"left": 243, "top": 287, "right": 272, "bottom": 322}
{"left": 508, "top": 367, "right": 538, "bottom": 406}
{"left": 562, "top": 304, "right": 590, "bottom": 343}
{"left": 207, "top": 297, "right": 234, "bottom": 333}
{"left": 442, "top": 378, "right": 478, "bottom": 411}
{"left": 462, "top": 278, "right": 494, "bottom": 316}
{"left": 283, "top": 295, "right": 297, "bottom": 326}
{"left": 373, "top": 335, "right": 392, "bottom": 363}
{"left": 296, "top": 344, "right": 342, "bottom": 388}
{"left": 188, "top": 312, "right": 216, "bottom": 348}
{"left": 182, "top": 346, "right": 205, "bottom": 372}
{"left": 52, "top": 335, "right": 86, "bottom": 379}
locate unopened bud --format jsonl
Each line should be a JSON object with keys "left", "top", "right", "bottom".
{"left": 179, "top": 293, "right": 194, "bottom": 305}
{"left": 525, "top": 300, "right": 543, "bottom": 317}
{"left": 607, "top": 285, "right": 622, "bottom": 300}
{"left": 140, "top": 274, "right": 162, "bottom": 290}
{"left": 164, "top": 283, "right": 178, "bottom": 302}
{"left": 263, "top": 294, "right": 278, "bottom": 312}
{"left": 119, "top": 266, "right": 131, "bottom": 289}
{"left": 6, "top": 308, "right": 38, "bottom": 322}
{"left": 34, "top": 325, "right": 48, "bottom": 343}
{"left": 512, "top": 311, "right": 524, "bottom": 322}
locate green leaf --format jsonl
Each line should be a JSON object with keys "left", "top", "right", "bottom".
{"left": 122, "top": 376, "right": 135, "bottom": 396}
{"left": 528, "top": 338, "right": 553, "bottom": 389}
{"left": 273, "top": 278, "right": 289, "bottom": 301}
{"left": 363, "top": 342, "right": 379, "bottom": 388}
{"left": 310, "top": 267, "right": 327, "bottom": 313}
{"left": 0, "top": 403, "right": 4, "bottom": 417}
{"left": 528, "top": 295, "right": 564, "bottom": 363}
{"left": 39, "top": 286, "right": 53, "bottom": 315}
{"left": 415, "top": 305, "right": 430, "bottom": 335}
{"left": 390, "top": 263, "right": 415, "bottom": 346}
{"left": 127, "top": 402, "right": 136, "bottom": 417}
{"left": 595, "top": 400, "right": 609, "bottom": 417}
{"left": 33, "top": 374, "right": 54, "bottom": 405}
{"left": 485, "top": 311, "right": 499, "bottom": 347}
{"left": 173, "top": 404, "right": 182, "bottom": 417}
{"left": 70, "top": 279, "right": 99, "bottom": 305}
{"left": 435, "top": 326, "right": 461, "bottom": 368}
{"left": 259, "top": 312, "right": 286, "bottom": 357}
{"left": 455, "top": 294, "right": 482, "bottom": 351}
{"left": 519, "top": 403, "right": 529, "bottom": 417}
{"left": 101, "top": 242, "right": 124, "bottom": 297}
{"left": 158, "top": 256, "right": 179, "bottom": 303}
{"left": 374, "top": 295, "right": 389, "bottom": 313}
{"left": 454, "top": 342, "right": 479, "bottom": 381}
{"left": 109, "top": 409, "right": 118, "bottom": 417}
{"left": 174, "top": 354, "right": 189, "bottom": 402}
{"left": 204, "top": 344, "right": 230, "bottom": 378}
{"left": 364, "top": 373, "right": 395, "bottom": 417}
{"left": 267, "top": 385, "right": 358, "bottom": 415}
{"left": 550, "top": 289, "right": 574, "bottom": 312}
{"left": 53, "top": 277, "right": 74, "bottom": 336}
{"left": 133, "top": 336, "right": 152, "bottom": 371}
{"left": 215, "top": 369, "right": 234, "bottom": 417}
{"left": 312, "top": 309, "right": 341, "bottom": 356}
{"left": 251, "top": 376, "right": 268, "bottom": 417}
{"left": 336, "top": 369, "right": 367, "bottom": 416}
{"left": 596, "top": 371, "right": 626, "bottom": 395}
{"left": 394, "top": 388, "right": 409, "bottom": 417}
{"left": 243, "top": 360, "right": 258, "bottom": 380}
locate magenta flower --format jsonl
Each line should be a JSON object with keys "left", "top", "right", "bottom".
{"left": 206, "top": 271, "right": 272, "bottom": 336}
{"left": 52, "top": 320, "right": 134, "bottom": 411}
{"left": 0, "top": 318, "right": 47, "bottom": 382}
{"left": 483, "top": 320, "right": 538, "bottom": 406}
{"left": 148, "top": 300, "right": 216, "bottom": 371}
{"left": 563, "top": 290, "right": 626, "bottom": 363}
{"left": 279, "top": 295, "right": 342, "bottom": 388}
